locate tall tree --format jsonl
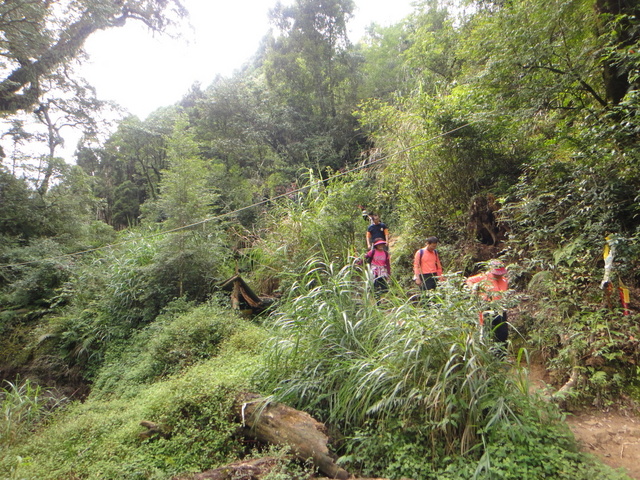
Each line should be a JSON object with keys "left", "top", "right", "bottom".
{"left": 263, "top": 0, "right": 364, "bottom": 170}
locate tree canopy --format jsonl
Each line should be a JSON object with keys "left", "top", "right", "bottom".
{"left": 0, "top": 0, "right": 187, "bottom": 114}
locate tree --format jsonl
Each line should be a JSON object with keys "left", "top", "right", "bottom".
{"left": 77, "top": 108, "right": 178, "bottom": 229}
{"left": 262, "top": 0, "right": 364, "bottom": 171}
{"left": 146, "top": 116, "right": 225, "bottom": 298}
{"left": 0, "top": 0, "right": 187, "bottom": 115}
{"left": 356, "top": 23, "right": 413, "bottom": 100}
{"left": 595, "top": 0, "right": 640, "bottom": 105}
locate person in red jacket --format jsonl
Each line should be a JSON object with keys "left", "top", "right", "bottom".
{"left": 365, "top": 238, "right": 391, "bottom": 295}
{"left": 413, "top": 237, "right": 443, "bottom": 291}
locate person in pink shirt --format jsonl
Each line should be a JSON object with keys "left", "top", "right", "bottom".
{"left": 413, "top": 236, "right": 443, "bottom": 291}
{"left": 365, "top": 238, "right": 391, "bottom": 295}
{"left": 466, "top": 259, "right": 509, "bottom": 355}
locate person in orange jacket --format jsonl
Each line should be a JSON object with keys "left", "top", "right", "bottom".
{"left": 466, "top": 259, "right": 509, "bottom": 354}
{"left": 413, "top": 236, "right": 443, "bottom": 291}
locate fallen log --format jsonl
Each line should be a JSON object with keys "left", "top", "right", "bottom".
{"left": 236, "top": 393, "right": 350, "bottom": 480}
{"left": 173, "top": 455, "right": 395, "bottom": 480}
{"left": 173, "top": 456, "right": 280, "bottom": 479}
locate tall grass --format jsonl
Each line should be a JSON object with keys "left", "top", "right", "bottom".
{"left": 257, "top": 257, "right": 635, "bottom": 479}
{"left": 0, "top": 377, "right": 62, "bottom": 446}
{"left": 260, "top": 256, "right": 528, "bottom": 457}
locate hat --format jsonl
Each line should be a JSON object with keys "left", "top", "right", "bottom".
{"left": 373, "top": 239, "right": 387, "bottom": 246}
{"left": 488, "top": 259, "right": 507, "bottom": 276}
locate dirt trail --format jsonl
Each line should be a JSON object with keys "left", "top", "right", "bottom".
{"left": 567, "top": 411, "right": 640, "bottom": 479}
{"left": 527, "top": 362, "right": 640, "bottom": 479}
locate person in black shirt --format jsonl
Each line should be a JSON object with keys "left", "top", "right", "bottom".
{"left": 366, "top": 214, "right": 389, "bottom": 250}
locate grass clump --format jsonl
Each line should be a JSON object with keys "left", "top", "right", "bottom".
{"left": 0, "top": 377, "right": 63, "bottom": 447}
{"left": 91, "top": 299, "right": 260, "bottom": 397}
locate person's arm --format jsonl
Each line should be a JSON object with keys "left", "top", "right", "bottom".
{"left": 365, "top": 249, "right": 374, "bottom": 263}
{"left": 413, "top": 250, "right": 421, "bottom": 284}
{"left": 466, "top": 274, "right": 482, "bottom": 294}
{"left": 366, "top": 231, "right": 372, "bottom": 248}
{"left": 383, "top": 227, "right": 389, "bottom": 243}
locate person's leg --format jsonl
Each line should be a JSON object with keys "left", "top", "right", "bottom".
{"left": 373, "top": 277, "right": 389, "bottom": 294}
{"left": 491, "top": 312, "right": 509, "bottom": 358}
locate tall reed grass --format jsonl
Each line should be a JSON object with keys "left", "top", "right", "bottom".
{"left": 260, "top": 256, "right": 532, "bottom": 456}
{"left": 0, "top": 377, "right": 62, "bottom": 446}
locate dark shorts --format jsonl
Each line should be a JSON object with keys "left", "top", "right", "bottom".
{"left": 419, "top": 273, "right": 438, "bottom": 291}
{"left": 485, "top": 311, "right": 509, "bottom": 343}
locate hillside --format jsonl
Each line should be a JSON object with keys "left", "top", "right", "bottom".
{"left": 2, "top": 0, "right": 640, "bottom": 478}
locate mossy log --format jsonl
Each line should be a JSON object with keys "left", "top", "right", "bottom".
{"left": 236, "top": 393, "right": 350, "bottom": 480}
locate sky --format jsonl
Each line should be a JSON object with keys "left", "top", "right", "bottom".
{"left": 79, "top": 0, "right": 418, "bottom": 120}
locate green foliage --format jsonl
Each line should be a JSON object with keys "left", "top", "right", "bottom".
{"left": 91, "top": 300, "right": 260, "bottom": 396}
{"left": 33, "top": 228, "right": 235, "bottom": 379}
{"left": 0, "top": 377, "right": 63, "bottom": 447}
{"left": 356, "top": 95, "right": 524, "bottom": 242}
{"left": 0, "top": 239, "right": 72, "bottom": 310}
{"left": 461, "top": 0, "right": 603, "bottom": 111}
{"left": 0, "top": 168, "right": 44, "bottom": 241}
{"left": 151, "top": 115, "right": 218, "bottom": 229}
{"left": 258, "top": 258, "right": 629, "bottom": 478}
{"left": 356, "top": 23, "right": 412, "bottom": 99}
{"left": 0, "top": 305, "right": 263, "bottom": 480}
{"left": 3, "top": 0, "right": 640, "bottom": 478}
{"left": 250, "top": 170, "right": 374, "bottom": 293}
{"left": 261, "top": 260, "right": 512, "bottom": 435}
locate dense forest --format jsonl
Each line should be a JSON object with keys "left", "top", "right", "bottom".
{"left": 1, "top": 0, "right": 640, "bottom": 478}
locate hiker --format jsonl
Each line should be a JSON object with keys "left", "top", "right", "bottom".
{"left": 413, "top": 236, "right": 442, "bottom": 291}
{"left": 366, "top": 214, "right": 389, "bottom": 250}
{"left": 365, "top": 238, "right": 391, "bottom": 295}
{"left": 466, "top": 259, "right": 509, "bottom": 355}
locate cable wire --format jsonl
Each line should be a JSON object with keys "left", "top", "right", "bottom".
{"left": 0, "top": 122, "right": 473, "bottom": 269}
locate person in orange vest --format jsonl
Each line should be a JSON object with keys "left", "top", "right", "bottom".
{"left": 413, "top": 236, "right": 443, "bottom": 291}
{"left": 466, "top": 259, "right": 509, "bottom": 355}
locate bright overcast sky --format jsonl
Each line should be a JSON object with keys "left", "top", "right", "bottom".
{"left": 80, "top": 0, "right": 418, "bottom": 119}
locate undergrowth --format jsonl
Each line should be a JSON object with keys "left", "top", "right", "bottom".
{"left": 259, "top": 257, "right": 633, "bottom": 479}
{"left": 0, "top": 303, "right": 264, "bottom": 480}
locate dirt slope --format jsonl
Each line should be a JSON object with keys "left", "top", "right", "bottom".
{"left": 567, "top": 411, "right": 640, "bottom": 479}
{"left": 527, "top": 362, "right": 640, "bottom": 479}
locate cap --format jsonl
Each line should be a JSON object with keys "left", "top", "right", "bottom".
{"left": 373, "top": 239, "right": 387, "bottom": 246}
{"left": 488, "top": 259, "right": 507, "bottom": 276}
